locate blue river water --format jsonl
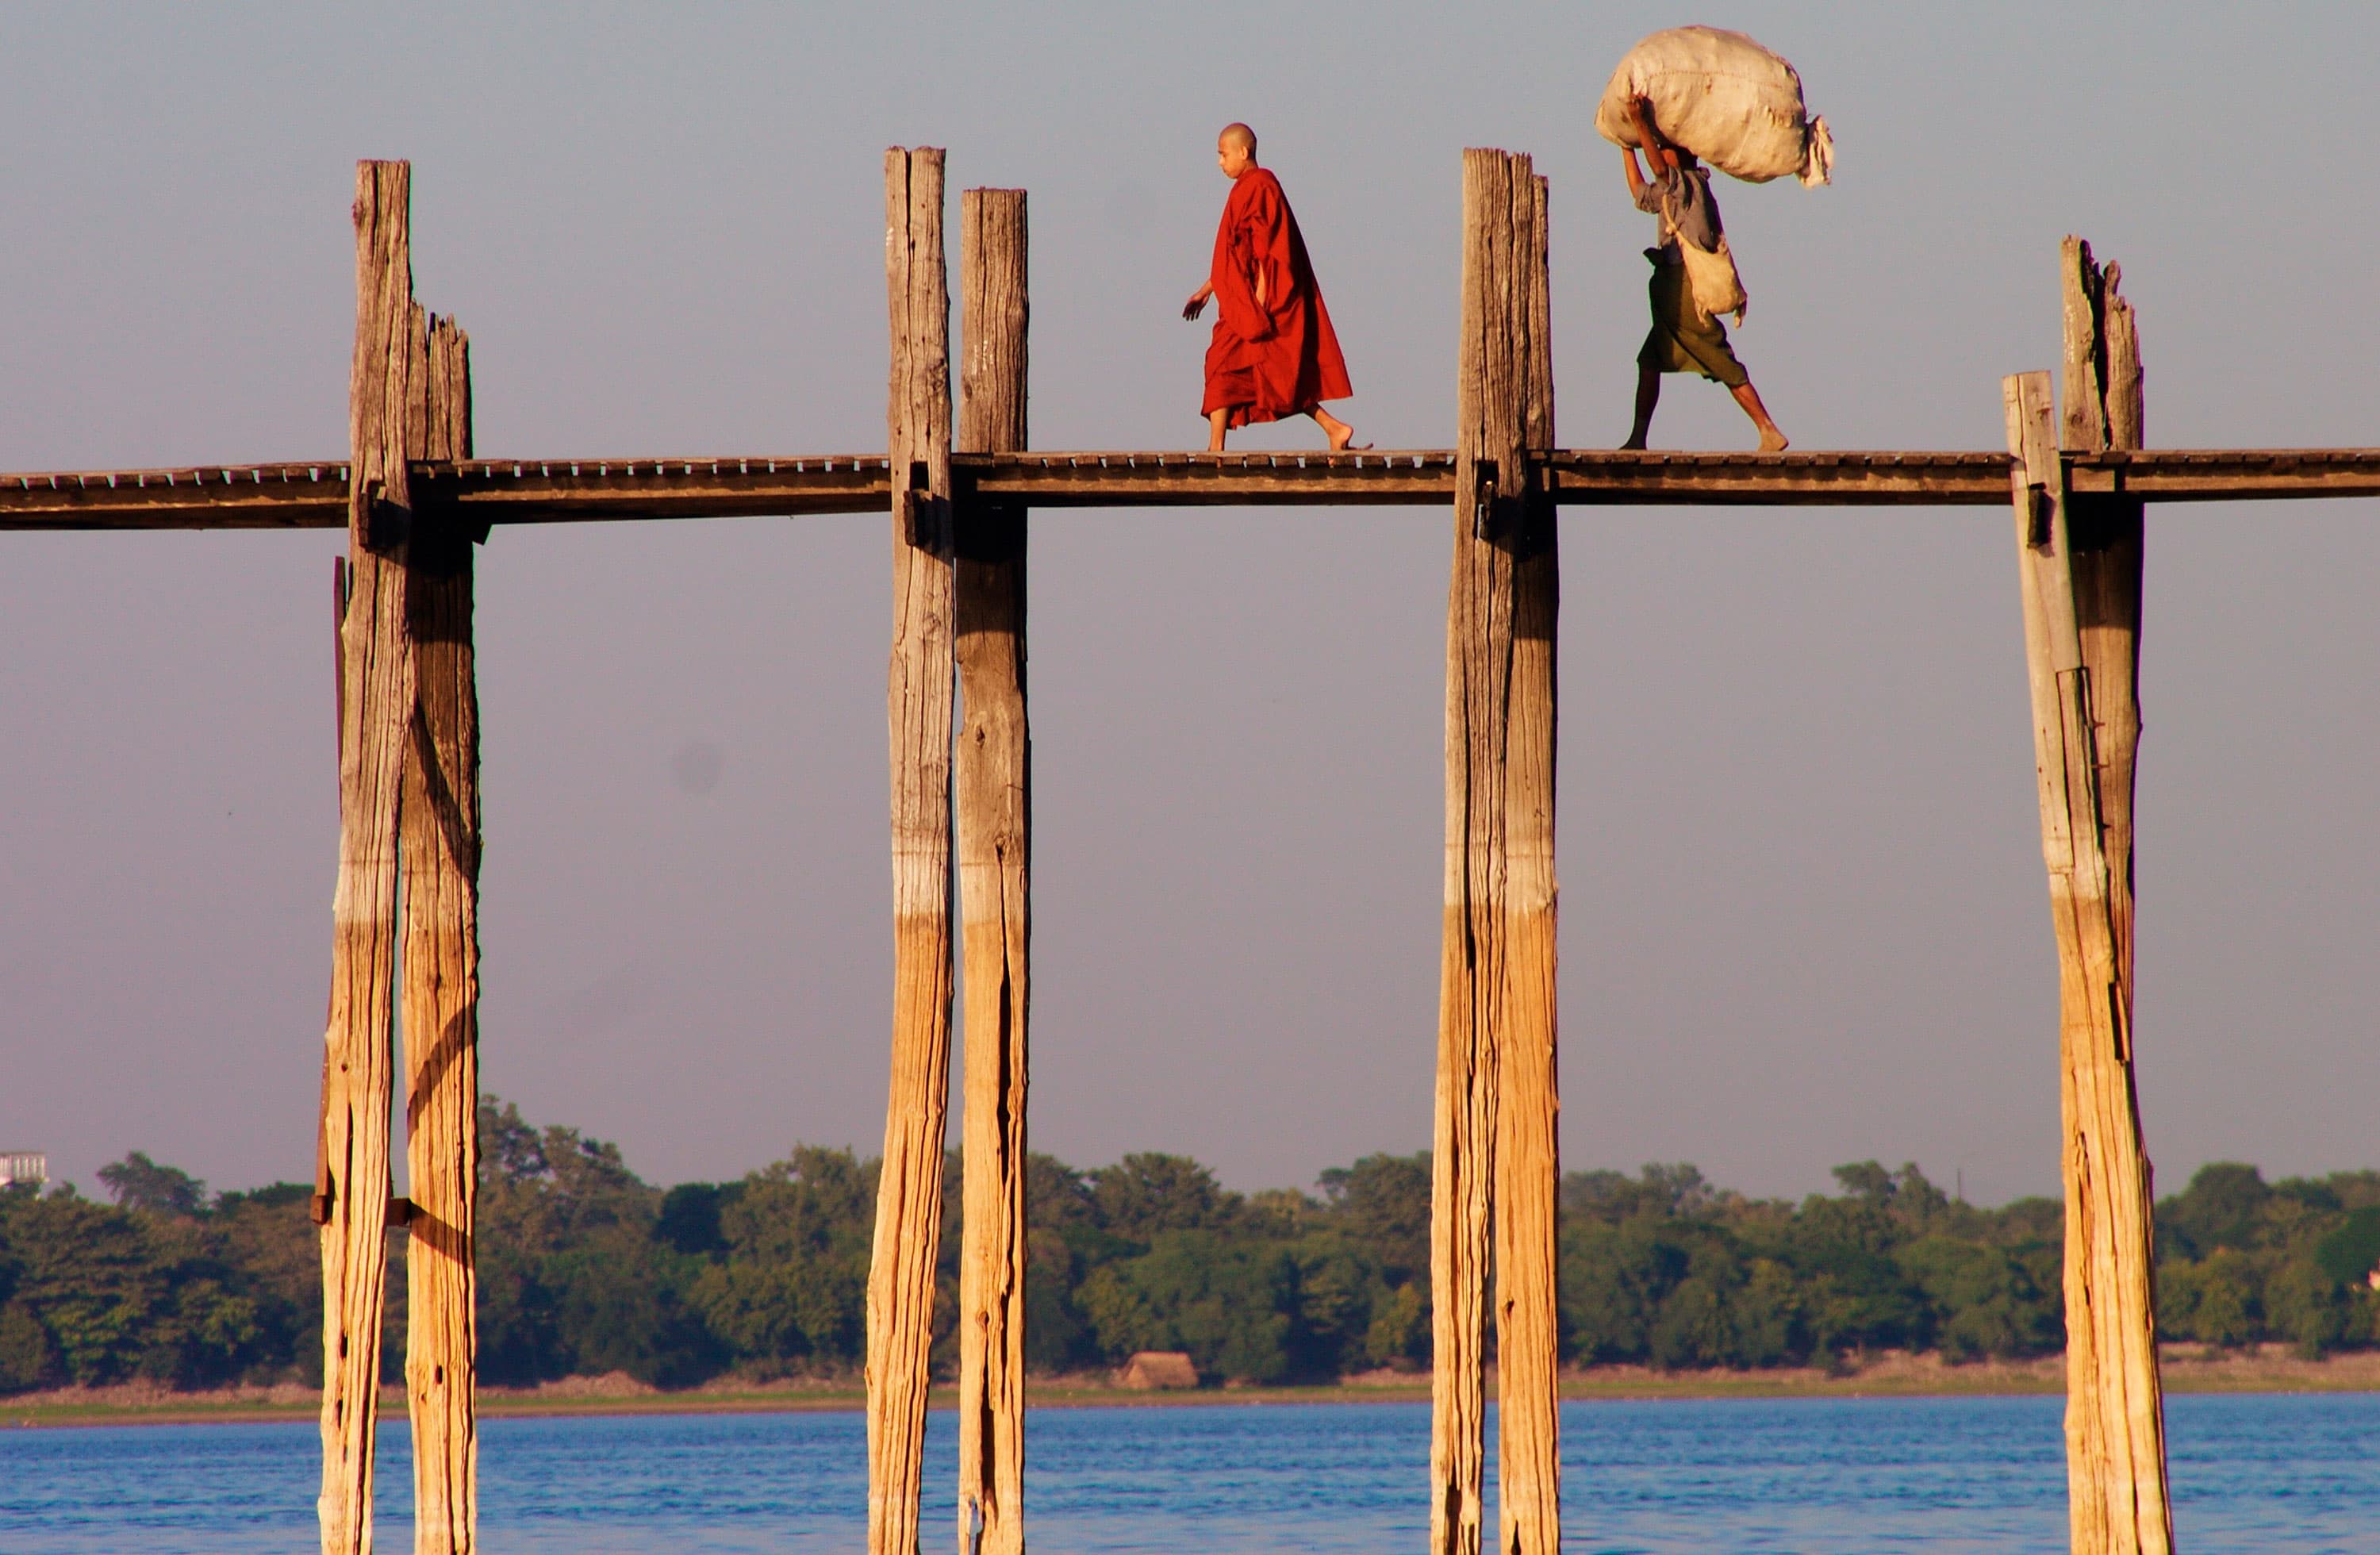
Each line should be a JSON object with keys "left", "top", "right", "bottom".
{"left": 1, "top": 1392, "right": 2373, "bottom": 1553}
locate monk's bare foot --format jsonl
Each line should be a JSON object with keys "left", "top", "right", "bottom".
{"left": 1758, "top": 428, "right": 1791, "bottom": 452}
{"left": 1312, "top": 409, "right": 1363, "bottom": 451}
{"left": 1620, "top": 434, "right": 1649, "bottom": 451}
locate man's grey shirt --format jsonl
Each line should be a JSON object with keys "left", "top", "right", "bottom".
{"left": 1635, "top": 165, "right": 1722, "bottom": 261}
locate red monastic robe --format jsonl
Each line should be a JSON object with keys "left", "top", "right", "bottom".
{"left": 1202, "top": 167, "right": 1353, "bottom": 427}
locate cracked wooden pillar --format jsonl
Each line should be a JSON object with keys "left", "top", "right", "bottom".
{"left": 402, "top": 313, "right": 482, "bottom": 1555}
{"left": 2013, "top": 236, "right": 2170, "bottom": 1555}
{"left": 1492, "top": 165, "right": 1560, "bottom": 1555}
{"left": 867, "top": 144, "right": 956, "bottom": 1555}
{"left": 1433, "top": 148, "right": 1557, "bottom": 1555}
{"left": 320, "top": 157, "right": 420, "bottom": 1555}
{"left": 955, "top": 186, "right": 1031, "bottom": 1555}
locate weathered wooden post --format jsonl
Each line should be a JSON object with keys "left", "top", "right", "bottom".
{"left": 401, "top": 314, "right": 482, "bottom": 1555}
{"left": 2005, "top": 240, "right": 2171, "bottom": 1555}
{"left": 1432, "top": 148, "right": 1559, "bottom": 1555}
{"left": 866, "top": 144, "right": 957, "bottom": 1555}
{"left": 954, "top": 186, "right": 1031, "bottom": 1555}
{"left": 1492, "top": 166, "right": 1560, "bottom": 1555}
{"left": 320, "top": 156, "right": 420, "bottom": 1555}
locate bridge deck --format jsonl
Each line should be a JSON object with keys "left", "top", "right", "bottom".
{"left": 6, "top": 447, "right": 2378, "bottom": 530}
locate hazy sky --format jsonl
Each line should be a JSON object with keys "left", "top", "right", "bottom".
{"left": 4, "top": 2, "right": 2375, "bottom": 1208}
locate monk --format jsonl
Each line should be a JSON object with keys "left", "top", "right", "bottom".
{"left": 1182, "top": 124, "right": 1361, "bottom": 451}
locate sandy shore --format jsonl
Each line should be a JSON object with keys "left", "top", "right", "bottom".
{"left": 6, "top": 1345, "right": 2374, "bottom": 1430}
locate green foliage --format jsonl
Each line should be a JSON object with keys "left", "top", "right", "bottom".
{"left": 690, "top": 1146, "right": 875, "bottom": 1373}
{"left": 2158, "top": 1162, "right": 2271, "bottom": 1258}
{"left": 2314, "top": 1207, "right": 2380, "bottom": 1288}
{"left": 1081, "top": 1231, "right": 1296, "bottom": 1382}
{"left": 1088, "top": 1154, "right": 1227, "bottom": 1242}
{"left": 1898, "top": 1238, "right": 2058, "bottom": 1361}
{"left": 0, "top": 1173, "right": 291, "bottom": 1390}
{"left": 6, "top": 1112, "right": 2377, "bottom": 1397}
{"left": 97, "top": 1152, "right": 209, "bottom": 1218}
{"left": 0, "top": 1300, "right": 62, "bottom": 1390}
{"left": 1317, "top": 1153, "right": 1430, "bottom": 1285}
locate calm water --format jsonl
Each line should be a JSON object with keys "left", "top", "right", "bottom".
{"left": 2, "top": 1393, "right": 2374, "bottom": 1553}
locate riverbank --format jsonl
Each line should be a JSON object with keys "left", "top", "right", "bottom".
{"left": 8, "top": 1345, "right": 2375, "bottom": 1430}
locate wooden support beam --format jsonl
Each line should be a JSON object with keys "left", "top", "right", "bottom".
{"left": 426, "top": 456, "right": 892, "bottom": 523}
{"left": 1493, "top": 165, "right": 1561, "bottom": 1555}
{"left": 1545, "top": 450, "right": 2012, "bottom": 506}
{"left": 954, "top": 184, "right": 1031, "bottom": 1555}
{"left": 320, "top": 157, "right": 418, "bottom": 1555}
{"left": 1433, "top": 147, "right": 1557, "bottom": 1555}
{"left": 402, "top": 314, "right": 482, "bottom": 1555}
{"left": 2006, "top": 364, "right": 2171, "bottom": 1555}
{"left": 866, "top": 145, "right": 956, "bottom": 1555}
{"left": 17, "top": 445, "right": 2380, "bottom": 530}
{"left": 962, "top": 450, "right": 1451, "bottom": 506}
{"left": 2044, "top": 236, "right": 2172, "bottom": 1555}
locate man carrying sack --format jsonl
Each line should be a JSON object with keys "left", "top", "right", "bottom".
{"left": 1619, "top": 95, "right": 1789, "bottom": 452}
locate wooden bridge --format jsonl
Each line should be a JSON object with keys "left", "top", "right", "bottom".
{"left": 10, "top": 148, "right": 2374, "bottom": 1555}
{"left": 13, "top": 444, "right": 2380, "bottom": 528}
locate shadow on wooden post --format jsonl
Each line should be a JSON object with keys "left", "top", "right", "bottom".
{"left": 1432, "top": 147, "right": 1560, "bottom": 1555}
{"left": 955, "top": 186, "right": 1031, "bottom": 1555}
{"left": 868, "top": 144, "right": 958, "bottom": 1555}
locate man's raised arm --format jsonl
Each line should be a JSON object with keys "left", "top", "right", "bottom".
{"left": 1627, "top": 96, "right": 1679, "bottom": 176}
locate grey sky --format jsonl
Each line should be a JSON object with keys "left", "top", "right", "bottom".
{"left": 3, "top": 2, "right": 2374, "bottom": 1208}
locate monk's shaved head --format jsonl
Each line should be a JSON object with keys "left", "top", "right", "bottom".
{"left": 1215, "top": 122, "right": 1260, "bottom": 180}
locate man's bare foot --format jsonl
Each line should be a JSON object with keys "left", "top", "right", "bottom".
{"left": 1729, "top": 382, "right": 1787, "bottom": 452}
{"left": 1620, "top": 434, "right": 1649, "bottom": 451}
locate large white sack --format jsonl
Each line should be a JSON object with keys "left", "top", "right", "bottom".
{"left": 1595, "top": 26, "right": 1833, "bottom": 187}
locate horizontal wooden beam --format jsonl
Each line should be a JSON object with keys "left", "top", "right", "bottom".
{"left": 9, "top": 447, "right": 2380, "bottom": 529}
{"left": 2, "top": 463, "right": 352, "bottom": 527}
{"left": 432, "top": 455, "right": 892, "bottom": 521}
{"left": 2070, "top": 447, "right": 2380, "bottom": 502}
{"left": 965, "top": 450, "right": 1453, "bottom": 505}
{"left": 1545, "top": 450, "right": 2010, "bottom": 506}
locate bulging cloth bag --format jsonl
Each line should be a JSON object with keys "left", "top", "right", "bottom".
{"left": 1596, "top": 26, "right": 1833, "bottom": 187}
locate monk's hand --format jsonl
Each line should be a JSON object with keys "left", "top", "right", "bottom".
{"left": 1182, "top": 287, "right": 1209, "bottom": 321}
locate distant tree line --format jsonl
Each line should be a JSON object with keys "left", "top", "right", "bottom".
{"left": 3, "top": 1096, "right": 2377, "bottom": 1394}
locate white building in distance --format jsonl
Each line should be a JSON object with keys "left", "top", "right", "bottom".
{"left": 0, "top": 1151, "right": 48, "bottom": 1188}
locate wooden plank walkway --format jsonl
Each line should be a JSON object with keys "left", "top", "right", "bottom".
{"left": 6, "top": 446, "right": 2379, "bottom": 530}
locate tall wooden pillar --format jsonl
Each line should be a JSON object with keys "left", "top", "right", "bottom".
{"left": 1433, "top": 148, "right": 1559, "bottom": 1555}
{"left": 954, "top": 186, "right": 1031, "bottom": 1555}
{"left": 402, "top": 314, "right": 482, "bottom": 1555}
{"left": 1492, "top": 167, "right": 1560, "bottom": 1555}
{"left": 2008, "top": 239, "right": 2171, "bottom": 1555}
{"left": 867, "top": 144, "right": 957, "bottom": 1555}
{"left": 321, "top": 157, "right": 420, "bottom": 1555}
